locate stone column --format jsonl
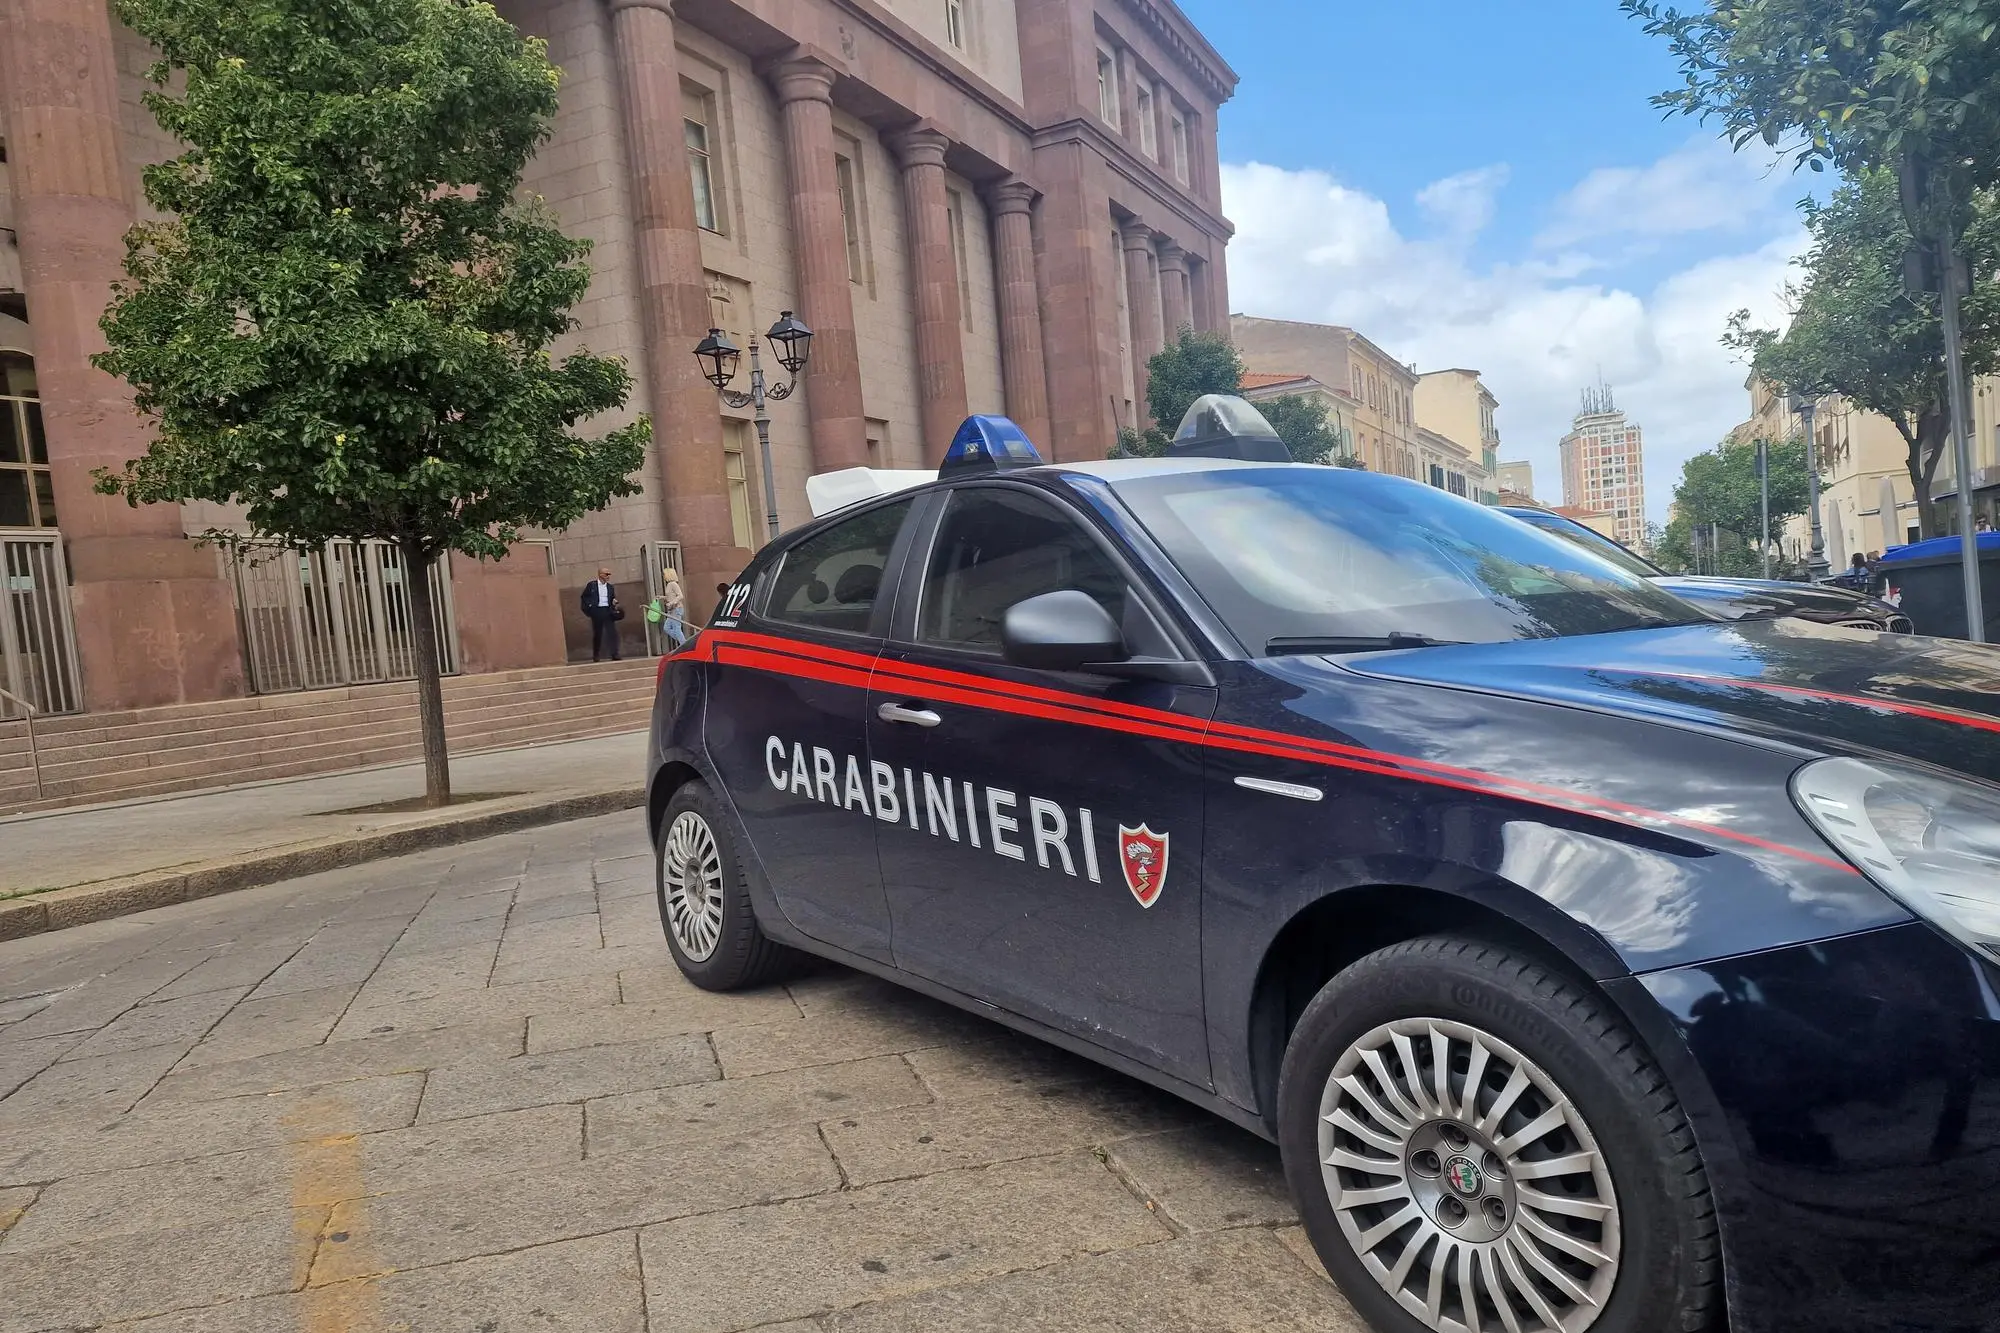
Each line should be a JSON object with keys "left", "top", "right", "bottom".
{"left": 1156, "top": 238, "right": 1190, "bottom": 341}
{"left": 1120, "top": 222, "right": 1162, "bottom": 425}
{"left": 0, "top": 0, "right": 244, "bottom": 710}
{"left": 887, "top": 126, "right": 967, "bottom": 463}
{"left": 607, "top": 0, "right": 743, "bottom": 616}
{"left": 984, "top": 177, "right": 1051, "bottom": 447}
{"left": 770, "top": 55, "right": 868, "bottom": 472}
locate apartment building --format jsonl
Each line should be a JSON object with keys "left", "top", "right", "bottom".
{"left": 1413, "top": 367, "right": 1500, "bottom": 503}
{"left": 1559, "top": 386, "right": 1647, "bottom": 547}
{"left": 1734, "top": 375, "right": 1921, "bottom": 566}
{"left": 0, "top": 0, "right": 1236, "bottom": 719}
{"left": 1231, "top": 315, "right": 1420, "bottom": 478}
{"left": 1237, "top": 371, "right": 1357, "bottom": 463}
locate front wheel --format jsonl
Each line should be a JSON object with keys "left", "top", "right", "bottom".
{"left": 1277, "top": 937, "right": 1720, "bottom": 1333}
{"left": 655, "top": 780, "right": 797, "bottom": 990}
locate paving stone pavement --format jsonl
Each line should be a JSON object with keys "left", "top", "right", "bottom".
{"left": 0, "top": 812, "right": 1370, "bottom": 1332}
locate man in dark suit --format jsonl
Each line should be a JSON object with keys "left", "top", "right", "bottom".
{"left": 581, "top": 566, "right": 622, "bottom": 662}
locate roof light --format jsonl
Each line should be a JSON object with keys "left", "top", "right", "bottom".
{"left": 939, "top": 414, "right": 1043, "bottom": 477}
{"left": 1168, "top": 393, "right": 1293, "bottom": 463}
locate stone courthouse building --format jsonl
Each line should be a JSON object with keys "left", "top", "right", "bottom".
{"left": 0, "top": 0, "right": 1236, "bottom": 736}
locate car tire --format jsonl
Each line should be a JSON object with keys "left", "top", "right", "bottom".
{"left": 655, "top": 780, "right": 797, "bottom": 991}
{"left": 1277, "top": 936, "right": 1720, "bottom": 1333}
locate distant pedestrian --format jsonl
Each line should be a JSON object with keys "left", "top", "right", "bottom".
{"left": 1979, "top": 517, "right": 1993, "bottom": 533}
{"left": 647, "top": 565, "right": 688, "bottom": 647}
{"left": 581, "top": 565, "right": 623, "bottom": 662}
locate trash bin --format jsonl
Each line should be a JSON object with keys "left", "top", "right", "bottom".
{"left": 1873, "top": 532, "right": 2000, "bottom": 640}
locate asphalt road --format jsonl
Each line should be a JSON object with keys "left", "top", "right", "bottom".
{"left": 0, "top": 812, "right": 1364, "bottom": 1332}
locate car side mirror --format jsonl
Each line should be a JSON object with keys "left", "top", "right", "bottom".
{"left": 1001, "top": 591, "right": 1127, "bottom": 672}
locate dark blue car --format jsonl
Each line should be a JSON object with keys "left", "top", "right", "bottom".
{"left": 646, "top": 397, "right": 2000, "bottom": 1333}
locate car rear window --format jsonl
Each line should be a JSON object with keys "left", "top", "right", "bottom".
{"left": 763, "top": 499, "right": 912, "bottom": 636}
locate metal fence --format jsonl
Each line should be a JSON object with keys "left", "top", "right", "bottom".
{"left": 230, "top": 540, "right": 459, "bottom": 694}
{"left": 0, "top": 531, "right": 82, "bottom": 718}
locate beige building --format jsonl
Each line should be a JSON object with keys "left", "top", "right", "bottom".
{"left": 1414, "top": 427, "right": 1486, "bottom": 500}
{"left": 1497, "top": 460, "right": 1534, "bottom": 501}
{"left": 1733, "top": 376, "right": 1921, "bottom": 566}
{"left": 1231, "top": 315, "right": 1419, "bottom": 478}
{"left": 1238, "top": 372, "right": 1358, "bottom": 463}
{"left": 1414, "top": 368, "right": 1500, "bottom": 503}
{"left": 1559, "top": 387, "right": 1647, "bottom": 547}
{"left": 0, "top": 0, "right": 1236, "bottom": 720}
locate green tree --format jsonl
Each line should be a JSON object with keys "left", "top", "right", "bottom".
{"left": 93, "top": 0, "right": 648, "bottom": 807}
{"left": 1254, "top": 393, "right": 1343, "bottom": 465}
{"left": 1724, "top": 169, "right": 2000, "bottom": 535}
{"left": 1661, "top": 434, "right": 1816, "bottom": 576}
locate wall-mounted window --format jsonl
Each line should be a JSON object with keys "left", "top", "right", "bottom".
{"left": 945, "top": 0, "right": 967, "bottom": 50}
{"left": 1097, "top": 48, "right": 1121, "bottom": 129}
{"left": 945, "top": 187, "right": 973, "bottom": 329}
{"left": 1168, "top": 110, "right": 1189, "bottom": 184}
{"left": 683, "top": 88, "right": 722, "bottom": 234}
{"left": 722, "top": 419, "right": 754, "bottom": 549}
{"left": 1136, "top": 84, "right": 1157, "bottom": 159}
{"left": 0, "top": 352, "right": 53, "bottom": 529}
{"left": 835, "top": 152, "right": 865, "bottom": 284}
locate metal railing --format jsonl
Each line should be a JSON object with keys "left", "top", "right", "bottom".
{"left": 229, "top": 539, "right": 460, "bottom": 695}
{"left": 0, "top": 684, "right": 44, "bottom": 802}
{"left": 0, "top": 531, "right": 82, "bottom": 720}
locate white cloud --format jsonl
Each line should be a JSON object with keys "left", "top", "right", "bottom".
{"left": 1417, "top": 164, "right": 1510, "bottom": 237}
{"left": 1220, "top": 154, "right": 1803, "bottom": 522}
{"left": 1537, "top": 134, "right": 1799, "bottom": 251}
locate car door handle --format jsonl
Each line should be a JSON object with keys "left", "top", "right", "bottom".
{"left": 878, "top": 703, "right": 942, "bottom": 728}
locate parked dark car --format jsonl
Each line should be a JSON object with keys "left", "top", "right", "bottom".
{"left": 649, "top": 398, "right": 2000, "bottom": 1333}
{"left": 1501, "top": 504, "right": 1914, "bottom": 633}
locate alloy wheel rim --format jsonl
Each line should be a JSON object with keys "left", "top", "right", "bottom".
{"left": 1318, "top": 1017, "right": 1620, "bottom": 1333}
{"left": 661, "top": 810, "right": 725, "bottom": 962}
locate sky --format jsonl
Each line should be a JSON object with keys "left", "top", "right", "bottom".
{"left": 1175, "top": 0, "right": 1822, "bottom": 521}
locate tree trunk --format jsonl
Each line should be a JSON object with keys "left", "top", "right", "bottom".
{"left": 1917, "top": 404, "right": 1949, "bottom": 539}
{"left": 401, "top": 537, "right": 452, "bottom": 808}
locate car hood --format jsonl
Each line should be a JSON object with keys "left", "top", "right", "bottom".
{"left": 1648, "top": 574, "right": 1890, "bottom": 623}
{"left": 1339, "top": 617, "right": 2000, "bottom": 784}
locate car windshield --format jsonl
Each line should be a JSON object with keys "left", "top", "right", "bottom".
{"left": 1504, "top": 509, "right": 1664, "bottom": 580}
{"left": 1107, "top": 467, "right": 1708, "bottom": 652}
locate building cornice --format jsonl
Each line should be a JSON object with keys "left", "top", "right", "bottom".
{"left": 1030, "top": 116, "right": 1232, "bottom": 240}
{"left": 1112, "top": 0, "right": 1237, "bottom": 103}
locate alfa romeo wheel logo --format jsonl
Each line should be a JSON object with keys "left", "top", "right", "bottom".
{"left": 1444, "top": 1155, "right": 1484, "bottom": 1197}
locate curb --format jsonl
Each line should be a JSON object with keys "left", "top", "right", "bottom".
{"left": 0, "top": 785, "right": 646, "bottom": 942}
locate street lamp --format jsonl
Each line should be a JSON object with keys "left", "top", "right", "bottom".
{"left": 695, "top": 311, "right": 812, "bottom": 542}
{"left": 1789, "top": 393, "right": 1829, "bottom": 580}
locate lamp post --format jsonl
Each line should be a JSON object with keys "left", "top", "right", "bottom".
{"left": 694, "top": 311, "right": 814, "bottom": 542}
{"left": 1790, "top": 393, "right": 1829, "bottom": 580}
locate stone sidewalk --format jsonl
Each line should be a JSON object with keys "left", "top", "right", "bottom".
{"left": 0, "top": 733, "right": 649, "bottom": 937}
{"left": 0, "top": 812, "right": 1366, "bottom": 1333}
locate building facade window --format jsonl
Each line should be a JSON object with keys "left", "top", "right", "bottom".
{"left": 683, "top": 90, "right": 721, "bottom": 234}
{"left": 945, "top": 187, "right": 973, "bottom": 329}
{"left": 835, "top": 152, "right": 866, "bottom": 284}
{"left": 1097, "top": 48, "right": 1120, "bottom": 129}
{"left": 722, "top": 418, "right": 754, "bottom": 549}
{"left": 945, "top": 0, "right": 967, "bottom": 49}
{"left": 0, "top": 352, "right": 53, "bottom": 530}
{"left": 1137, "top": 84, "right": 1157, "bottom": 158}
{"left": 1168, "top": 111, "right": 1188, "bottom": 183}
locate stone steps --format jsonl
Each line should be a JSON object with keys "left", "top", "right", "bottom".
{"left": 0, "top": 658, "right": 660, "bottom": 815}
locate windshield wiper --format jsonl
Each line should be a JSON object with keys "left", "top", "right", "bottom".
{"left": 1266, "top": 633, "right": 1467, "bottom": 656}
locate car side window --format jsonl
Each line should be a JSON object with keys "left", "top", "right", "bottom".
{"left": 916, "top": 488, "right": 1173, "bottom": 657}
{"left": 764, "top": 499, "right": 912, "bottom": 636}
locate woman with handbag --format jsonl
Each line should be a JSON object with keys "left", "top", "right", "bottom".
{"left": 646, "top": 565, "right": 689, "bottom": 649}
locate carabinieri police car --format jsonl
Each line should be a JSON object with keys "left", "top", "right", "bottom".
{"left": 646, "top": 394, "right": 2000, "bottom": 1333}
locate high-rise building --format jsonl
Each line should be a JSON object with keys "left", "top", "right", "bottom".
{"left": 1560, "top": 386, "right": 1647, "bottom": 546}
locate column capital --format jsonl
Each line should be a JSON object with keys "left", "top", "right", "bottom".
{"left": 606, "top": 0, "right": 675, "bottom": 15}
{"left": 886, "top": 125, "right": 951, "bottom": 171}
{"left": 768, "top": 54, "right": 840, "bottom": 106}
{"left": 984, "top": 176, "right": 1038, "bottom": 217}
{"left": 1155, "top": 238, "right": 1188, "bottom": 272}
{"left": 1119, "top": 219, "right": 1155, "bottom": 253}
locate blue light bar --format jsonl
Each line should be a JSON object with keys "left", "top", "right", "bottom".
{"left": 939, "top": 414, "right": 1044, "bottom": 476}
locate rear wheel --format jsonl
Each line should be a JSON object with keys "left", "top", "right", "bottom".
{"left": 1277, "top": 937, "right": 1719, "bottom": 1333}
{"left": 655, "top": 780, "right": 797, "bottom": 990}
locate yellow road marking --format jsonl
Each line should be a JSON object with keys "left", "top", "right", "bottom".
{"left": 285, "top": 1097, "right": 384, "bottom": 1333}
